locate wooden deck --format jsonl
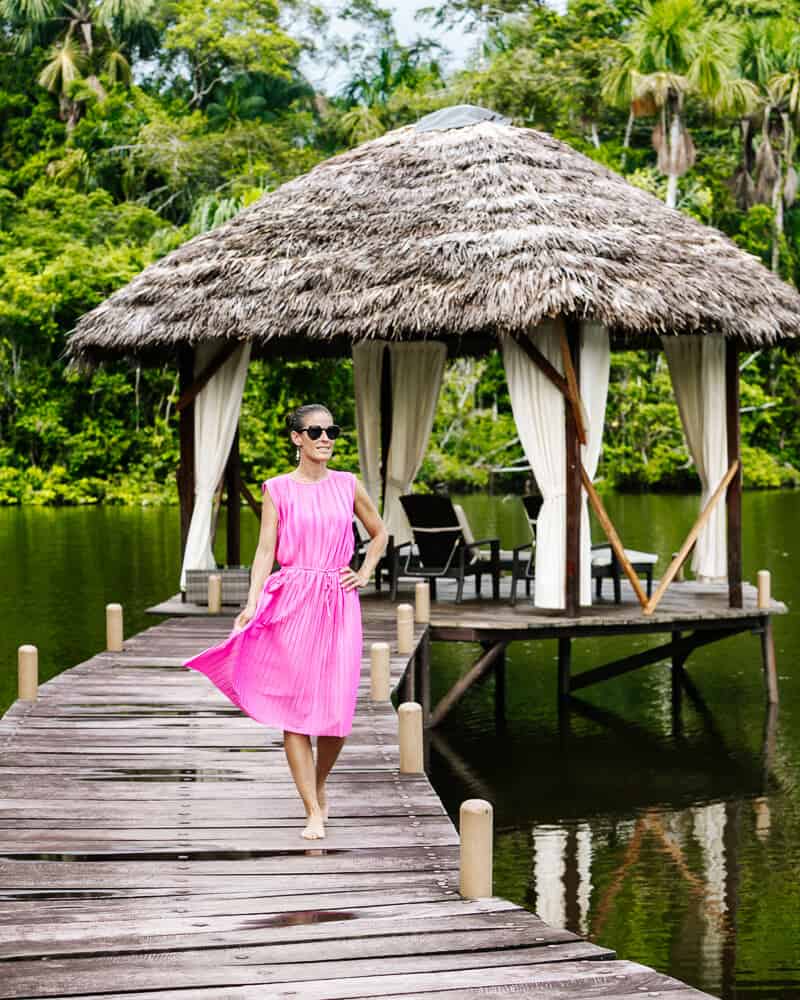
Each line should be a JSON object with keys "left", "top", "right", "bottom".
{"left": 0, "top": 605, "right": 720, "bottom": 999}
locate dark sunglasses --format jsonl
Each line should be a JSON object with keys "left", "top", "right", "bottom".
{"left": 300, "top": 424, "right": 341, "bottom": 440}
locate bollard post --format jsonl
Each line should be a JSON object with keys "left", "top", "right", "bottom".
{"left": 106, "top": 603, "right": 123, "bottom": 652}
{"left": 208, "top": 573, "right": 222, "bottom": 614}
{"left": 459, "top": 798, "right": 493, "bottom": 898}
{"left": 415, "top": 581, "right": 430, "bottom": 624}
{"left": 370, "top": 641, "right": 391, "bottom": 701}
{"left": 398, "top": 702, "right": 423, "bottom": 773}
{"left": 18, "top": 645, "right": 38, "bottom": 701}
{"left": 397, "top": 603, "right": 414, "bottom": 654}
{"left": 757, "top": 570, "right": 771, "bottom": 609}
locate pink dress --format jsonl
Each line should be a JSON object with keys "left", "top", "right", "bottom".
{"left": 182, "top": 469, "right": 363, "bottom": 737}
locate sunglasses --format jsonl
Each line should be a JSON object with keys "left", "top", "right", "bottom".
{"left": 299, "top": 424, "right": 341, "bottom": 440}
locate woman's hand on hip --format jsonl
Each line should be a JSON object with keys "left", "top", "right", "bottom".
{"left": 340, "top": 566, "right": 369, "bottom": 591}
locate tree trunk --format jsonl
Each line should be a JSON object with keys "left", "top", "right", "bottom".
{"left": 771, "top": 157, "right": 783, "bottom": 274}
{"left": 666, "top": 111, "right": 682, "bottom": 209}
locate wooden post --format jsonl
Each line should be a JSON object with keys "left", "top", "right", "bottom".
{"left": 18, "top": 645, "right": 38, "bottom": 701}
{"left": 757, "top": 570, "right": 771, "bottom": 609}
{"left": 415, "top": 581, "right": 430, "bottom": 623}
{"left": 207, "top": 573, "right": 222, "bottom": 613}
{"left": 398, "top": 702, "right": 424, "bottom": 773}
{"left": 177, "top": 344, "right": 196, "bottom": 566}
{"left": 370, "top": 642, "right": 391, "bottom": 701}
{"left": 416, "top": 630, "right": 431, "bottom": 726}
{"left": 380, "top": 344, "right": 392, "bottom": 512}
{"left": 564, "top": 317, "right": 582, "bottom": 617}
{"left": 558, "top": 636, "right": 571, "bottom": 701}
{"left": 106, "top": 603, "right": 123, "bottom": 652}
{"left": 397, "top": 603, "right": 414, "bottom": 654}
{"left": 761, "top": 619, "right": 779, "bottom": 705}
{"left": 225, "top": 425, "right": 241, "bottom": 567}
{"left": 459, "top": 799, "right": 493, "bottom": 899}
{"left": 726, "top": 339, "right": 743, "bottom": 608}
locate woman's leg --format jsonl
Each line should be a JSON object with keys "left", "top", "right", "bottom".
{"left": 283, "top": 730, "right": 325, "bottom": 839}
{"left": 315, "top": 735, "right": 346, "bottom": 820}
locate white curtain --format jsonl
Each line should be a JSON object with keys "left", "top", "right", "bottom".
{"left": 662, "top": 335, "right": 727, "bottom": 580}
{"left": 352, "top": 339, "right": 386, "bottom": 510}
{"left": 502, "top": 319, "right": 610, "bottom": 609}
{"left": 580, "top": 321, "right": 611, "bottom": 602}
{"left": 383, "top": 341, "right": 447, "bottom": 545}
{"left": 179, "top": 339, "right": 251, "bottom": 590}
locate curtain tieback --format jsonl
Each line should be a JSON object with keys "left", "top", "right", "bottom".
{"left": 386, "top": 477, "right": 412, "bottom": 493}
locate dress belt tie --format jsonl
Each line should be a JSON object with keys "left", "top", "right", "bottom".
{"left": 277, "top": 565, "right": 343, "bottom": 620}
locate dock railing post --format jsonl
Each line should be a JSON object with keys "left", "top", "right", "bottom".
{"left": 757, "top": 570, "right": 779, "bottom": 704}
{"left": 398, "top": 702, "right": 424, "bottom": 773}
{"left": 459, "top": 799, "right": 493, "bottom": 898}
{"left": 370, "top": 641, "right": 391, "bottom": 701}
{"left": 397, "top": 602, "right": 414, "bottom": 699}
{"left": 18, "top": 645, "right": 38, "bottom": 701}
{"left": 415, "top": 582, "right": 430, "bottom": 624}
{"left": 106, "top": 603, "right": 123, "bottom": 652}
{"left": 207, "top": 573, "right": 222, "bottom": 613}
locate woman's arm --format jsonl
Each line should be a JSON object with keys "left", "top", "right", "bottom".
{"left": 234, "top": 487, "right": 278, "bottom": 628}
{"left": 340, "top": 477, "right": 388, "bottom": 591}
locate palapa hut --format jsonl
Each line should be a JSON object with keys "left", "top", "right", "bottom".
{"left": 64, "top": 104, "right": 800, "bottom": 617}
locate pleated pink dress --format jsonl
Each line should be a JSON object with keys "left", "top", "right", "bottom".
{"left": 182, "top": 469, "right": 363, "bottom": 737}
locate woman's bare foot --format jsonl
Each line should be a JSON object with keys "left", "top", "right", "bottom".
{"left": 316, "top": 784, "right": 329, "bottom": 821}
{"left": 302, "top": 808, "right": 326, "bottom": 840}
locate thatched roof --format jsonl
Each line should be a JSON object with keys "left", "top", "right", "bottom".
{"left": 64, "top": 104, "right": 800, "bottom": 370}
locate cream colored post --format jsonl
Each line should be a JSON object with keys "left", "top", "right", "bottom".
{"left": 106, "top": 603, "right": 123, "bottom": 652}
{"left": 370, "top": 641, "right": 391, "bottom": 701}
{"left": 415, "top": 581, "right": 430, "bottom": 624}
{"left": 18, "top": 645, "right": 38, "bottom": 701}
{"left": 459, "top": 799, "right": 493, "bottom": 898}
{"left": 757, "top": 570, "right": 771, "bottom": 609}
{"left": 207, "top": 573, "right": 222, "bottom": 613}
{"left": 398, "top": 702, "right": 423, "bottom": 773}
{"left": 673, "top": 554, "right": 685, "bottom": 583}
{"left": 397, "top": 603, "right": 414, "bottom": 654}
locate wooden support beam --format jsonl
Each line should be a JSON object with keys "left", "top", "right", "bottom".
{"left": 558, "top": 637, "right": 571, "bottom": 700}
{"left": 429, "top": 640, "right": 508, "bottom": 727}
{"left": 726, "top": 340, "right": 743, "bottom": 608}
{"left": 580, "top": 465, "right": 648, "bottom": 608}
{"left": 760, "top": 617, "right": 779, "bottom": 704}
{"left": 176, "top": 343, "right": 196, "bottom": 564}
{"left": 564, "top": 318, "right": 582, "bottom": 618}
{"left": 570, "top": 625, "right": 751, "bottom": 692}
{"left": 239, "top": 479, "right": 262, "bottom": 520}
{"left": 510, "top": 331, "right": 569, "bottom": 396}
{"left": 176, "top": 340, "right": 239, "bottom": 412}
{"left": 643, "top": 460, "right": 739, "bottom": 616}
{"left": 559, "top": 330, "right": 588, "bottom": 445}
{"left": 225, "top": 425, "right": 241, "bottom": 566}
{"left": 380, "top": 344, "right": 392, "bottom": 511}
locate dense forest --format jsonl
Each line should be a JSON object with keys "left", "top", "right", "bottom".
{"left": 1, "top": 0, "right": 800, "bottom": 504}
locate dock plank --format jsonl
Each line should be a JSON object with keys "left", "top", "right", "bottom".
{"left": 0, "top": 600, "right": 720, "bottom": 1000}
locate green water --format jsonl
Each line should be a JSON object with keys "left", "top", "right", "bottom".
{"left": 2, "top": 492, "right": 798, "bottom": 998}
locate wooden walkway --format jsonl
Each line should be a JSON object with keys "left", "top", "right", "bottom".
{"left": 0, "top": 606, "right": 722, "bottom": 998}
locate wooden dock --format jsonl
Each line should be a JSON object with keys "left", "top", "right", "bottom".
{"left": 0, "top": 594, "right": 738, "bottom": 998}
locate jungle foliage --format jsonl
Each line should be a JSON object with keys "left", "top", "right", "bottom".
{"left": 1, "top": 0, "right": 800, "bottom": 504}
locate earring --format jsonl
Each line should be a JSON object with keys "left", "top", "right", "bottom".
{"left": 295, "top": 446, "right": 300, "bottom": 462}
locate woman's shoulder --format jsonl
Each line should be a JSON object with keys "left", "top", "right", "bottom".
{"left": 261, "top": 472, "right": 290, "bottom": 497}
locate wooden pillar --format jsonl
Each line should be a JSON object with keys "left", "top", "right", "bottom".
{"left": 564, "top": 317, "right": 582, "bottom": 617}
{"left": 177, "top": 344, "right": 196, "bottom": 566}
{"left": 557, "top": 636, "right": 571, "bottom": 701}
{"left": 225, "top": 425, "right": 241, "bottom": 566}
{"left": 726, "top": 339, "right": 742, "bottom": 608}
{"left": 380, "top": 344, "right": 393, "bottom": 511}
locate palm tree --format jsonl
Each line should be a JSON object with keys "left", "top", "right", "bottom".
{"left": 1, "top": 0, "right": 155, "bottom": 128}
{"left": 735, "top": 17, "right": 800, "bottom": 272}
{"left": 602, "top": 0, "right": 757, "bottom": 208}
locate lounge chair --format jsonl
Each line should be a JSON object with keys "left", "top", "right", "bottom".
{"left": 510, "top": 494, "right": 543, "bottom": 606}
{"left": 394, "top": 494, "right": 501, "bottom": 602}
{"left": 591, "top": 545, "right": 657, "bottom": 601}
{"left": 509, "top": 495, "right": 658, "bottom": 604}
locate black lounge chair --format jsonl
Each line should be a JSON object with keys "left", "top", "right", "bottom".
{"left": 509, "top": 494, "right": 657, "bottom": 605}
{"left": 393, "top": 494, "right": 501, "bottom": 602}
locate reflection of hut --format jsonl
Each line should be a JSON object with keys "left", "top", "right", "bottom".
{"left": 64, "top": 105, "right": 800, "bottom": 618}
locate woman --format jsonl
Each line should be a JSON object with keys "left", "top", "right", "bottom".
{"left": 182, "top": 403, "right": 387, "bottom": 841}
